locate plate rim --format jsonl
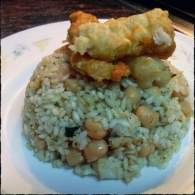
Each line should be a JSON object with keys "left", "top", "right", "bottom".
{"left": 1, "top": 20, "right": 194, "bottom": 42}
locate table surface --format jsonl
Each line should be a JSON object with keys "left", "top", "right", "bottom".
{"left": 1, "top": 0, "right": 141, "bottom": 38}
{"left": 1, "top": 0, "right": 193, "bottom": 39}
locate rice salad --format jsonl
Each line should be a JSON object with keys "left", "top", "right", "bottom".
{"left": 22, "top": 47, "right": 192, "bottom": 183}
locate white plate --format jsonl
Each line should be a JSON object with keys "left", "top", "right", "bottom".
{"left": 1, "top": 21, "right": 194, "bottom": 194}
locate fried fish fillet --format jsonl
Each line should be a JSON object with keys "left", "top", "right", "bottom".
{"left": 65, "top": 45, "right": 130, "bottom": 81}
{"left": 68, "top": 11, "right": 98, "bottom": 42}
{"left": 68, "top": 8, "right": 175, "bottom": 61}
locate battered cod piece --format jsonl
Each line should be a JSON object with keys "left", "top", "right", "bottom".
{"left": 67, "top": 12, "right": 130, "bottom": 81}
{"left": 68, "top": 11, "right": 98, "bottom": 42}
{"left": 65, "top": 46, "right": 130, "bottom": 81}
{"left": 69, "top": 8, "right": 175, "bottom": 61}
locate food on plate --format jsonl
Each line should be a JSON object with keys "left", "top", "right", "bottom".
{"left": 85, "top": 118, "right": 107, "bottom": 139}
{"left": 135, "top": 105, "right": 159, "bottom": 128}
{"left": 128, "top": 56, "right": 172, "bottom": 88}
{"left": 68, "top": 8, "right": 175, "bottom": 61}
{"left": 66, "top": 8, "right": 175, "bottom": 81}
{"left": 68, "top": 11, "right": 98, "bottom": 42}
{"left": 22, "top": 9, "right": 192, "bottom": 183}
{"left": 23, "top": 49, "right": 192, "bottom": 182}
{"left": 169, "top": 73, "right": 189, "bottom": 100}
{"left": 65, "top": 45, "right": 130, "bottom": 81}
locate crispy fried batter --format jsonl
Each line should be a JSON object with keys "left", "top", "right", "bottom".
{"left": 68, "top": 11, "right": 98, "bottom": 42}
{"left": 65, "top": 45, "right": 130, "bottom": 81}
{"left": 65, "top": 9, "right": 175, "bottom": 81}
{"left": 68, "top": 8, "right": 175, "bottom": 61}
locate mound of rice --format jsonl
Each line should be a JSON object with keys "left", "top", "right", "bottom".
{"left": 23, "top": 48, "right": 191, "bottom": 182}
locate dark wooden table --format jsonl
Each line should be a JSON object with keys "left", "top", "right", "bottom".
{"left": 1, "top": 0, "right": 143, "bottom": 38}
{"left": 1, "top": 0, "right": 193, "bottom": 39}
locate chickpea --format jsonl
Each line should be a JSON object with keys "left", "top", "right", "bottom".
{"left": 124, "top": 86, "right": 141, "bottom": 107}
{"left": 179, "top": 100, "right": 193, "bottom": 118}
{"left": 29, "top": 79, "right": 41, "bottom": 91}
{"left": 154, "top": 70, "right": 171, "bottom": 87}
{"left": 136, "top": 105, "right": 159, "bottom": 128}
{"left": 85, "top": 118, "right": 107, "bottom": 140}
{"left": 35, "top": 137, "right": 46, "bottom": 150}
{"left": 64, "top": 79, "right": 81, "bottom": 92}
{"left": 56, "top": 65, "right": 70, "bottom": 81}
{"left": 171, "top": 74, "right": 189, "bottom": 100}
{"left": 147, "top": 87, "right": 161, "bottom": 98}
{"left": 109, "top": 137, "right": 131, "bottom": 149}
{"left": 66, "top": 149, "right": 84, "bottom": 166}
{"left": 84, "top": 140, "right": 108, "bottom": 162}
{"left": 166, "top": 62, "right": 181, "bottom": 76}
{"left": 132, "top": 138, "right": 143, "bottom": 146}
{"left": 138, "top": 143, "right": 155, "bottom": 157}
{"left": 130, "top": 56, "right": 171, "bottom": 89}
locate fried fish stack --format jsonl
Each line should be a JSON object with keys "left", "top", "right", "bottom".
{"left": 65, "top": 9, "right": 175, "bottom": 82}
